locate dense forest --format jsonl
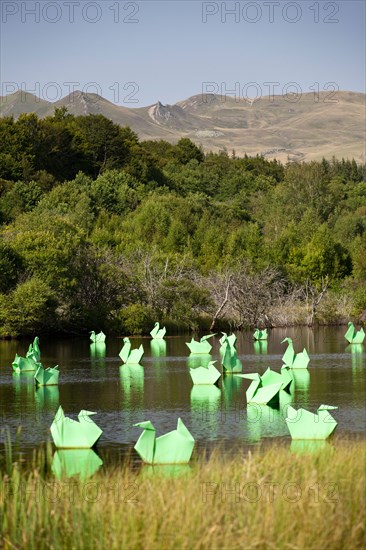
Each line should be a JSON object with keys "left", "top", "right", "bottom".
{"left": 0, "top": 108, "right": 365, "bottom": 337}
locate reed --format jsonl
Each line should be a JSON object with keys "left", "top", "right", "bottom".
{"left": 1, "top": 439, "right": 365, "bottom": 550}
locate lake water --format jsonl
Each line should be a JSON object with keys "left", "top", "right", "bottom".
{"left": 0, "top": 326, "right": 365, "bottom": 469}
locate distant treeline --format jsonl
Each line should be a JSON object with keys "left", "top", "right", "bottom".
{"left": 0, "top": 109, "right": 365, "bottom": 336}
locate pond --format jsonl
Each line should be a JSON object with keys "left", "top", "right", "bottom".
{"left": 0, "top": 326, "right": 365, "bottom": 471}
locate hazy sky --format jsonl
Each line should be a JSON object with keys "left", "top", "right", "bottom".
{"left": 1, "top": 0, "right": 365, "bottom": 106}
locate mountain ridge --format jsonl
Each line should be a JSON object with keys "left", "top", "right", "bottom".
{"left": 1, "top": 90, "right": 365, "bottom": 163}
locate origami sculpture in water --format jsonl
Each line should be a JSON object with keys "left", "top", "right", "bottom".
{"left": 189, "top": 360, "right": 221, "bottom": 385}
{"left": 90, "top": 331, "right": 106, "bottom": 344}
{"left": 236, "top": 366, "right": 292, "bottom": 405}
{"left": 34, "top": 364, "right": 59, "bottom": 386}
{"left": 150, "top": 322, "right": 166, "bottom": 340}
{"left": 253, "top": 328, "right": 268, "bottom": 341}
{"left": 281, "top": 337, "right": 310, "bottom": 369}
{"left": 186, "top": 334, "right": 216, "bottom": 354}
{"left": 286, "top": 404, "right": 338, "bottom": 439}
{"left": 119, "top": 337, "right": 144, "bottom": 364}
{"left": 219, "top": 332, "right": 237, "bottom": 352}
{"left": 134, "top": 418, "right": 195, "bottom": 464}
{"left": 50, "top": 406, "right": 103, "bottom": 448}
{"left": 221, "top": 339, "right": 242, "bottom": 373}
{"left": 344, "top": 322, "right": 365, "bottom": 344}
{"left": 12, "top": 336, "right": 42, "bottom": 373}
{"left": 12, "top": 354, "right": 38, "bottom": 373}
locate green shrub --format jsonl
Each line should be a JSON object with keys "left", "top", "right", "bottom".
{"left": 117, "top": 303, "right": 154, "bottom": 335}
{"left": 0, "top": 277, "right": 56, "bottom": 336}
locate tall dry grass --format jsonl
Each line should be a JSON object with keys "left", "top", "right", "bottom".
{"left": 0, "top": 439, "right": 365, "bottom": 550}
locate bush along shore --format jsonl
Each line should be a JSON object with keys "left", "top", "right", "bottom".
{"left": 0, "top": 111, "right": 365, "bottom": 337}
{"left": 0, "top": 438, "right": 365, "bottom": 549}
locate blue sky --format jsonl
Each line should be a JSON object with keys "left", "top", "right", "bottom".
{"left": 1, "top": 0, "right": 365, "bottom": 106}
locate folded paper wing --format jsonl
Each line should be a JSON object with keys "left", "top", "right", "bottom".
{"left": 35, "top": 364, "right": 59, "bottom": 386}
{"left": 292, "top": 349, "right": 310, "bottom": 369}
{"left": 285, "top": 404, "right": 338, "bottom": 439}
{"left": 134, "top": 418, "right": 194, "bottom": 464}
{"left": 50, "top": 406, "right": 103, "bottom": 448}
{"left": 189, "top": 361, "right": 221, "bottom": 385}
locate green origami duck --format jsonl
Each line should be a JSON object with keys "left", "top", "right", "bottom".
{"left": 236, "top": 366, "right": 292, "bottom": 405}
{"left": 150, "top": 322, "right": 166, "bottom": 339}
{"left": 50, "top": 406, "right": 103, "bottom": 448}
{"left": 34, "top": 364, "right": 59, "bottom": 386}
{"left": 186, "top": 334, "right": 216, "bottom": 354}
{"left": 189, "top": 360, "right": 221, "bottom": 385}
{"left": 281, "top": 337, "right": 310, "bottom": 369}
{"left": 344, "top": 322, "right": 365, "bottom": 344}
{"left": 134, "top": 418, "right": 195, "bottom": 464}
{"left": 90, "top": 331, "right": 106, "bottom": 344}
{"left": 253, "top": 328, "right": 268, "bottom": 341}
{"left": 119, "top": 337, "right": 144, "bottom": 364}
{"left": 286, "top": 404, "right": 338, "bottom": 439}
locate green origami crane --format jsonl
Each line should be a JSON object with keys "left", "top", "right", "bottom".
{"left": 236, "top": 366, "right": 292, "bottom": 405}
{"left": 119, "top": 337, "right": 144, "bottom": 364}
{"left": 253, "top": 328, "right": 268, "bottom": 341}
{"left": 90, "top": 331, "right": 106, "bottom": 343}
{"left": 186, "top": 334, "right": 216, "bottom": 354}
{"left": 286, "top": 404, "right": 338, "bottom": 439}
{"left": 219, "top": 332, "right": 237, "bottom": 352}
{"left": 12, "top": 354, "right": 38, "bottom": 373}
{"left": 52, "top": 449, "right": 103, "bottom": 480}
{"left": 189, "top": 360, "right": 221, "bottom": 385}
{"left": 34, "top": 364, "right": 59, "bottom": 386}
{"left": 281, "top": 337, "right": 310, "bottom": 369}
{"left": 134, "top": 418, "right": 195, "bottom": 464}
{"left": 50, "top": 406, "right": 103, "bottom": 448}
{"left": 150, "top": 322, "right": 166, "bottom": 339}
{"left": 344, "top": 322, "right": 365, "bottom": 344}
{"left": 221, "top": 340, "right": 242, "bottom": 374}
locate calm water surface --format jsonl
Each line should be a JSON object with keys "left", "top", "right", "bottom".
{"left": 0, "top": 327, "right": 365, "bottom": 466}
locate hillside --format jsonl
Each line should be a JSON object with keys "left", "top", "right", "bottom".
{"left": 1, "top": 90, "right": 365, "bottom": 163}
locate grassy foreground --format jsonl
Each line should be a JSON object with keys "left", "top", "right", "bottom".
{"left": 1, "top": 440, "right": 365, "bottom": 550}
